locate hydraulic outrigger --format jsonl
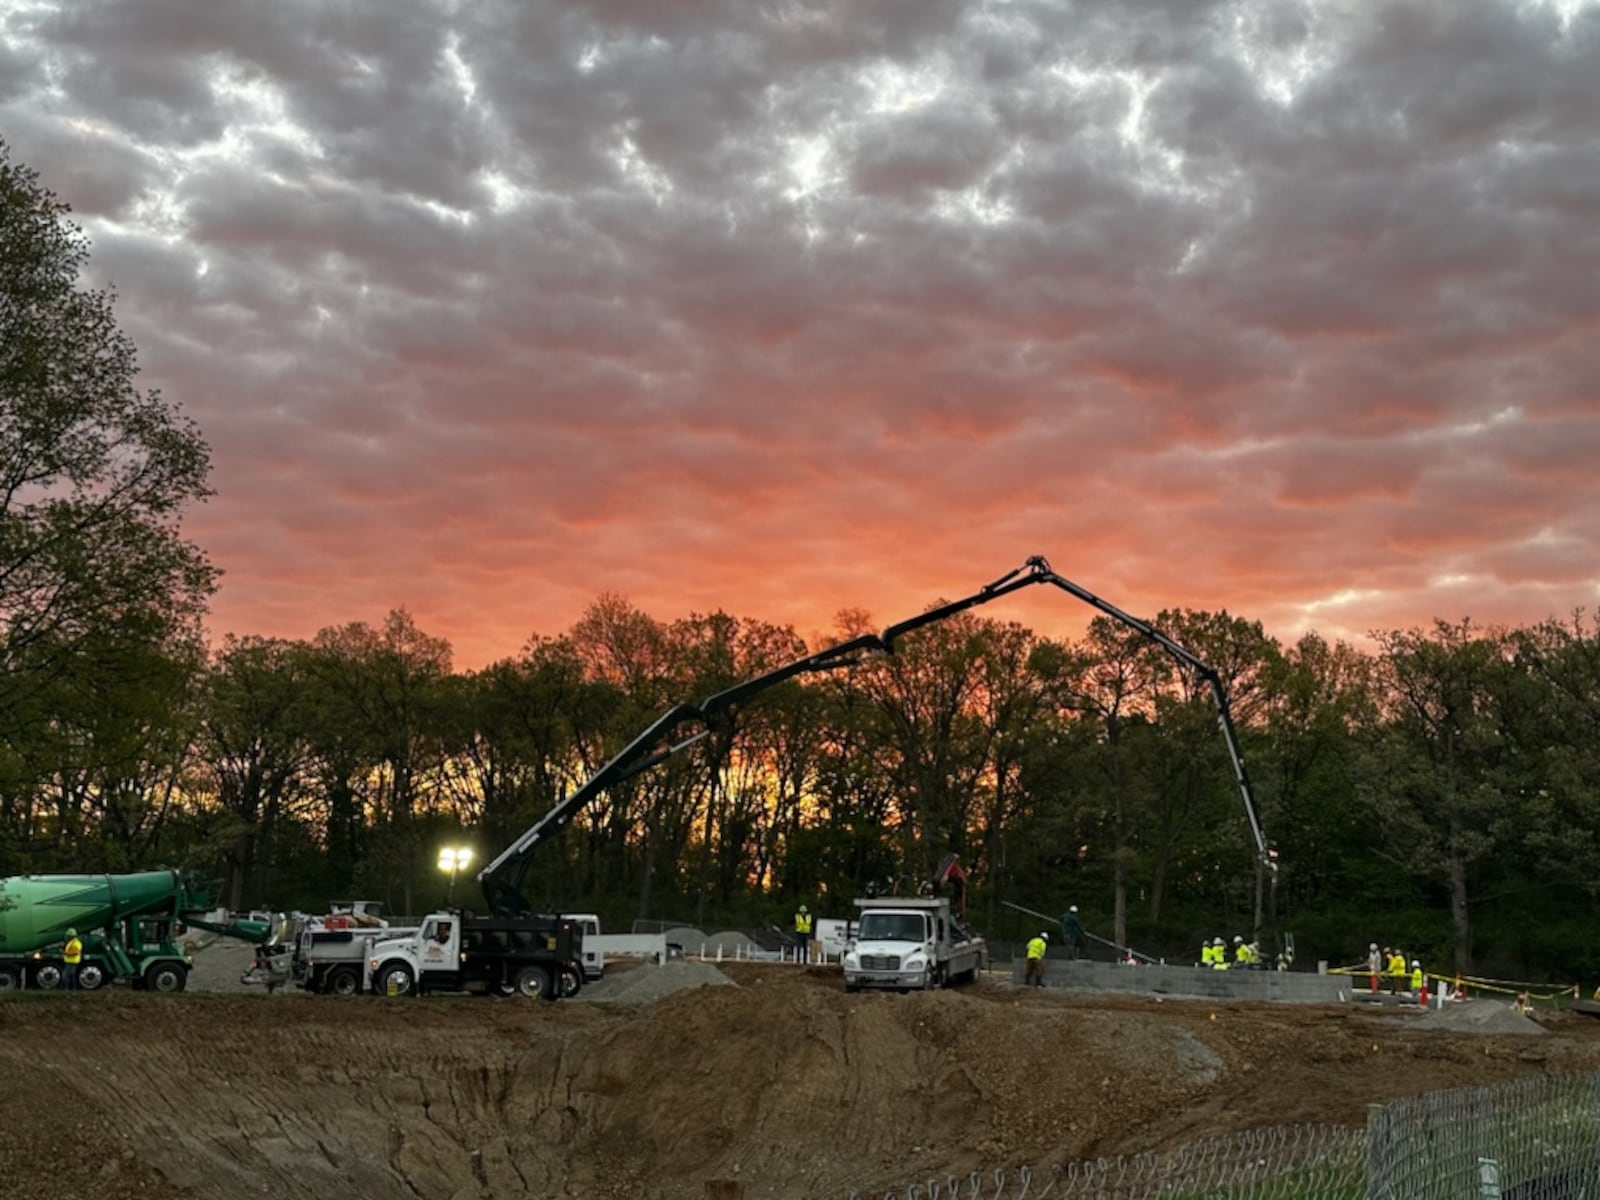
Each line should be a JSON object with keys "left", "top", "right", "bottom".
{"left": 479, "top": 556, "right": 1279, "bottom": 935}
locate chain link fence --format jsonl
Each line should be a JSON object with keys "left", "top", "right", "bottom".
{"left": 851, "top": 1072, "right": 1600, "bottom": 1200}
{"left": 1368, "top": 1073, "right": 1600, "bottom": 1200}
{"left": 849, "top": 1125, "right": 1365, "bottom": 1199}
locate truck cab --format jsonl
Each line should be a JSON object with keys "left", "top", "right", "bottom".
{"left": 841, "top": 896, "right": 987, "bottom": 993}
{"left": 561, "top": 913, "right": 605, "bottom": 981}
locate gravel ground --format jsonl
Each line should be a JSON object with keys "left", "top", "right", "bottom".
{"left": 184, "top": 929, "right": 737, "bottom": 1004}
{"left": 1414, "top": 999, "right": 1548, "bottom": 1035}
{"left": 573, "top": 959, "right": 735, "bottom": 1003}
{"left": 184, "top": 932, "right": 273, "bottom": 995}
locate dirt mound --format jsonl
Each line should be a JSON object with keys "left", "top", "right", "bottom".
{"left": 4, "top": 967, "right": 1600, "bottom": 1200}
{"left": 1413, "top": 1000, "right": 1548, "bottom": 1036}
{"left": 574, "top": 959, "right": 734, "bottom": 1004}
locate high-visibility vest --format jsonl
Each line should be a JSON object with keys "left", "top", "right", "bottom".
{"left": 1388, "top": 954, "right": 1406, "bottom": 976}
{"left": 1201, "top": 945, "right": 1215, "bottom": 966}
{"left": 1026, "top": 936, "right": 1046, "bottom": 961}
{"left": 63, "top": 937, "right": 83, "bottom": 965}
{"left": 1411, "top": 967, "right": 1424, "bottom": 991}
{"left": 794, "top": 912, "right": 812, "bottom": 935}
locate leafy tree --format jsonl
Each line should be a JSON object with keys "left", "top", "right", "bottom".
{"left": 197, "top": 636, "right": 316, "bottom": 908}
{"left": 1365, "top": 621, "right": 1518, "bottom": 974}
{"left": 308, "top": 610, "right": 452, "bottom": 913}
{"left": 0, "top": 139, "right": 216, "bottom": 769}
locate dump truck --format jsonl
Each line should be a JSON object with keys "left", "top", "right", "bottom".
{"left": 840, "top": 895, "right": 988, "bottom": 992}
{"left": 0, "top": 870, "right": 211, "bottom": 992}
{"left": 368, "top": 909, "right": 583, "bottom": 999}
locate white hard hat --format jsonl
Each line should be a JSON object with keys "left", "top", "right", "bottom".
{"left": 1411, "top": 960, "right": 1420, "bottom": 968}
{"left": 1234, "top": 936, "right": 1242, "bottom": 943}
{"left": 1370, "top": 943, "right": 1378, "bottom": 950}
{"left": 1041, "top": 931, "right": 1050, "bottom": 940}
{"left": 1069, "top": 905, "right": 1078, "bottom": 913}
{"left": 1213, "top": 937, "right": 1223, "bottom": 945}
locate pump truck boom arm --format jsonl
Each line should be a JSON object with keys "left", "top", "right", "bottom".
{"left": 478, "top": 555, "right": 1276, "bottom": 917}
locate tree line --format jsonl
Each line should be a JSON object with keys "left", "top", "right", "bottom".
{"left": 6, "top": 136, "right": 1600, "bottom": 986}
{"left": 7, "top": 592, "right": 1600, "bottom": 984}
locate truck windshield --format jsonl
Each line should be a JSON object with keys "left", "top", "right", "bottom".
{"left": 857, "top": 912, "right": 929, "bottom": 942}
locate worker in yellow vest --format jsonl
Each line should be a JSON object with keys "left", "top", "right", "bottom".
{"left": 1386, "top": 948, "right": 1407, "bottom": 994}
{"left": 1212, "top": 937, "right": 1229, "bottom": 969}
{"left": 62, "top": 927, "right": 83, "bottom": 991}
{"left": 1025, "top": 932, "right": 1048, "bottom": 987}
{"left": 793, "top": 905, "right": 813, "bottom": 964}
{"left": 1200, "top": 939, "right": 1216, "bottom": 968}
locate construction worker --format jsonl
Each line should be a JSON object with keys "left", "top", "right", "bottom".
{"left": 1059, "top": 905, "right": 1084, "bottom": 960}
{"left": 62, "top": 927, "right": 82, "bottom": 991}
{"left": 1200, "top": 938, "right": 1216, "bottom": 968}
{"left": 1386, "top": 947, "right": 1407, "bottom": 994}
{"left": 1212, "top": 937, "right": 1229, "bottom": 969}
{"left": 1233, "top": 935, "right": 1251, "bottom": 969}
{"left": 1410, "top": 960, "right": 1427, "bottom": 1005}
{"left": 1025, "top": 931, "right": 1048, "bottom": 987}
{"left": 793, "top": 904, "right": 812, "bottom": 964}
{"left": 1367, "top": 943, "right": 1382, "bottom": 994}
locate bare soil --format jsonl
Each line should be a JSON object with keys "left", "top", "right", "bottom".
{"left": 2, "top": 962, "right": 1596, "bottom": 1199}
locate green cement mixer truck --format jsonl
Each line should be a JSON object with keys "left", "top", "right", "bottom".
{"left": 0, "top": 870, "right": 212, "bottom": 992}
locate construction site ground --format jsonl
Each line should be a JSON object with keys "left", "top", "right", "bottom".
{"left": 2, "top": 945, "right": 1596, "bottom": 1200}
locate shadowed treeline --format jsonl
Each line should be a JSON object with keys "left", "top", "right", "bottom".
{"left": 5, "top": 599, "right": 1600, "bottom": 986}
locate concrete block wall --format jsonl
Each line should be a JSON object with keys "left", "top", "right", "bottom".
{"left": 1011, "top": 958, "right": 1352, "bottom": 1004}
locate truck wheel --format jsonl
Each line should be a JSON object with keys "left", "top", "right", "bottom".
{"left": 77, "top": 963, "right": 106, "bottom": 992}
{"left": 559, "top": 965, "right": 582, "bottom": 998}
{"left": 145, "top": 962, "right": 188, "bottom": 993}
{"left": 514, "top": 965, "right": 553, "bottom": 999}
{"left": 375, "top": 962, "right": 414, "bottom": 997}
{"left": 327, "top": 966, "right": 360, "bottom": 996}
{"left": 0, "top": 964, "right": 21, "bottom": 991}
{"left": 33, "top": 964, "right": 62, "bottom": 990}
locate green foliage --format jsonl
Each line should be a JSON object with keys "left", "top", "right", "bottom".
{"left": 0, "top": 138, "right": 216, "bottom": 874}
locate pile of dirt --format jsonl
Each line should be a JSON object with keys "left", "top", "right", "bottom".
{"left": 1413, "top": 1000, "right": 1548, "bottom": 1036}
{"left": 574, "top": 960, "right": 734, "bottom": 1004}
{"left": 4, "top": 966, "right": 1600, "bottom": 1200}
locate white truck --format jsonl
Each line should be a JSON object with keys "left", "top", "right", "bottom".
{"left": 367, "top": 909, "right": 583, "bottom": 1000}
{"left": 563, "top": 913, "right": 605, "bottom": 981}
{"left": 841, "top": 895, "right": 987, "bottom": 993}
{"left": 238, "top": 901, "right": 418, "bottom": 996}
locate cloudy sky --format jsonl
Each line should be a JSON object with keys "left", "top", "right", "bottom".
{"left": 4, "top": 0, "right": 1599, "bottom": 668}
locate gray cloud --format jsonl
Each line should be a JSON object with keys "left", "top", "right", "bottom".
{"left": 3, "top": 0, "right": 1598, "bottom": 666}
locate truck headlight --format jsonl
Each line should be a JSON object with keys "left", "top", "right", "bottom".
{"left": 903, "top": 956, "right": 926, "bottom": 971}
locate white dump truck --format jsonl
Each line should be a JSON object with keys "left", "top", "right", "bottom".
{"left": 841, "top": 895, "right": 987, "bottom": 992}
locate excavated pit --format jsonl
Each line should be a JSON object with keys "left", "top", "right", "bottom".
{"left": 3, "top": 950, "right": 1599, "bottom": 1200}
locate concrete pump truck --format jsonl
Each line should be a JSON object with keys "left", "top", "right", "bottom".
{"left": 472, "top": 555, "right": 1282, "bottom": 989}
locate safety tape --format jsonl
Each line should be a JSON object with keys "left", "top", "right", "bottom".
{"left": 1449, "top": 974, "right": 1578, "bottom": 1003}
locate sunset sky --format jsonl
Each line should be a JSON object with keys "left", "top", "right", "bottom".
{"left": 4, "top": 0, "right": 1599, "bottom": 669}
